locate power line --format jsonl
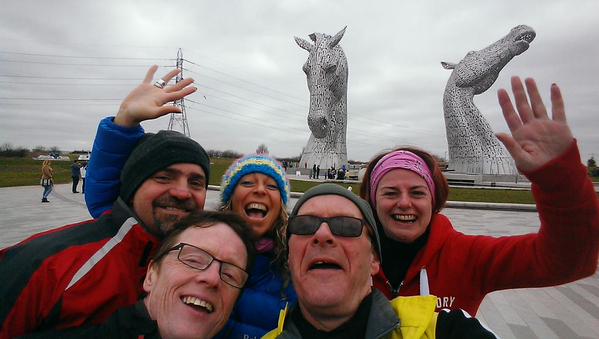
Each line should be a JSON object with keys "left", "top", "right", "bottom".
{"left": 0, "top": 49, "right": 306, "bottom": 107}
{"left": 183, "top": 58, "right": 305, "bottom": 103}
{"left": 183, "top": 67, "right": 305, "bottom": 109}
{"left": 0, "top": 74, "right": 141, "bottom": 81}
{"left": 201, "top": 84, "right": 304, "bottom": 115}
{"left": 0, "top": 80, "right": 137, "bottom": 86}
{"left": 0, "top": 102, "right": 116, "bottom": 106}
{"left": 0, "top": 50, "right": 173, "bottom": 61}
{"left": 0, "top": 48, "right": 402, "bottom": 142}
{"left": 0, "top": 97, "right": 120, "bottom": 101}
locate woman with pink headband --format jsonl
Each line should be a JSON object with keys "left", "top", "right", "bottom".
{"left": 360, "top": 76, "right": 599, "bottom": 316}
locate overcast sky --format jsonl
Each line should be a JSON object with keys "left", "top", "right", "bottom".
{"left": 1, "top": 0, "right": 598, "bottom": 163}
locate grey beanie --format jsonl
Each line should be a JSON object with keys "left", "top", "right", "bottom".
{"left": 290, "top": 183, "right": 382, "bottom": 261}
{"left": 119, "top": 130, "right": 210, "bottom": 203}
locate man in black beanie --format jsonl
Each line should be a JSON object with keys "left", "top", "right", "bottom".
{"left": 0, "top": 66, "right": 213, "bottom": 338}
{"left": 118, "top": 129, "right": 210, "bottom": 236}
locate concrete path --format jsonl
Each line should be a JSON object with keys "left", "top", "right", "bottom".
{"left": 1, "top": 184, "right": 597, "bottom": 338}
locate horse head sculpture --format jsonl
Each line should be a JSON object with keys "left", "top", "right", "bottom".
{"left": 295, "top": 27, "right": 349, "bottom": 170}
{"left": 441, "top": 25, "right": 535, "bottom": 175}
{"left": 295, "top": 26, "right": 348, "bottom": 139}
{"left": 442, "top": 25, "right": 535, "bottom": 93}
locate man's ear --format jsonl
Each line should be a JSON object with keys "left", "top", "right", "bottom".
{"left": 143, "top": 260, "right": 158, "bottom": 293}
{"left": 370, "top": 251, "right": 380, "bottom": 276}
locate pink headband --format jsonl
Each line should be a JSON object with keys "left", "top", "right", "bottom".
{"left": 369, "top": 150, "right": 436, "bottom": 207}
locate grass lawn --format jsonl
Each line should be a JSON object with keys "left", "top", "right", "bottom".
{"left": 0, "top": 157, "right": 76, "bottom": 186}
{"left": 2, "top": 156, "right": 595, "bottom": 205}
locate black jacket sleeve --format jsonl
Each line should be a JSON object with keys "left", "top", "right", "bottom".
{"left": 18, "top": 302, "right": 160, "bottom": 339}
{"left": 436, "top": 309, "right": 497, "bottom": 339}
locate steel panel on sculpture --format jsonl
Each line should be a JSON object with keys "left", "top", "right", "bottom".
{"left": 295, "top": 27, "right": 348, "bottom": 171}
{"left": 442, "top": 25, "right": 536, "bottom": 175}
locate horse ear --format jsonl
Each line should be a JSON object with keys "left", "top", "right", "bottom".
{"left": 329, "top": 26, "right": 347, "bottom": 48}
{"left": 308, "top": 33, "right": 317, "bottom": 42}
{"left": 441, "top": 61, "right": 456, "bottom": 70}
{"left": 295, "top": 36, "right": 313, "bottom": 52}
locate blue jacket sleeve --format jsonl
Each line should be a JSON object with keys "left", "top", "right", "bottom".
{"left": 85, "top": 117, "right": 145, "bottom": 218}
{"left": 215, "top": 254, "right": 297, "bottom": 339}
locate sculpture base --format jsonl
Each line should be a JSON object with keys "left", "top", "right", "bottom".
{"left": 447, "top": 155, "right": 517, "bottom": 176}
{"left": 299, "top": 134, "right": 348, "bottom": 170}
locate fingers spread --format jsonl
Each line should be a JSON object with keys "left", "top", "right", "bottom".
{"left": 524, "top": 78, "right": 548, "bottom": 119}
{"left": 143, "top": 65, "right": 159, "bottom": 84}
{"left": 165, "top": 78, "right": 194, "bottom": 93}
{"left": 550, "top": 83, "right": 567, "bottom": 123}
{"left": 158, "top": 105, "right": 183, "bottom": 116}
{"left": 497, "top": 88, "right": 522, "bottom": 133}
{"left": 165, "top": 86, "right": 196, "bottom": 103}
{"left": 161, "top": 69, "right": 181, "bottom": 83}
{"left": 511, "top": 76, "right": 534, "bottom": 123}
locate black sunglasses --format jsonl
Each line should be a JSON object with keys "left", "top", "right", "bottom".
{"left": 288, "top": 215, "right": 365, "bottom": 237}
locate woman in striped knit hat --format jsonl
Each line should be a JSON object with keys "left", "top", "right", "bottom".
{"left": 217, "top": 153, "right": 297, "bottom": 339}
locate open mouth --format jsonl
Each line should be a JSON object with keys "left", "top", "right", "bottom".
{"left": 309, "top": 260, "right": 342, "bottom": 270}
{"left": 514, "top": 31, "right": 535, "bottom": 44}
{"left": 392, "top": 214, "right": 417, "bottom": 223}
{"left": 245, "top": 202, "right": 268, "bottom": 219}
{"left": 181, "top": 296, "right": 214, "bottom": 314}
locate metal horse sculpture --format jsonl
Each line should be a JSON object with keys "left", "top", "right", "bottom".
{"left": 442, "top": 25, "right": 536, "bottom": 175}
{"left": 295, "top": 27, "right": 349, "bottom": 171}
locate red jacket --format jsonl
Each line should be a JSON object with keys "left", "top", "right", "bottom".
{"left": 0, "top": 199, "right": 161, "bottom": 339}
{"left": 374, "top": 142, "right": 599, "bottom": 315}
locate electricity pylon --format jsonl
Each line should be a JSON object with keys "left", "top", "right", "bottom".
{"left": 167, "top": 48, "right": 191, "bottom": 137}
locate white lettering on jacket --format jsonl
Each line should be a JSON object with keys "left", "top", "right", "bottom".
{"left": 436, "top": 296, "right": 456, "bottom": 308}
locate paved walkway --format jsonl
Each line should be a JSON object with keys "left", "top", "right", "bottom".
{"left": 1, "top": 184, "right": 597, "bottom": 338}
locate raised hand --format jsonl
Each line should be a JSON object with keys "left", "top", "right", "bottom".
{"left": 496, "top": 76, "right": 574, "bottom": 173}
{"left": 114, "top": 65, "right": 197, "bottom": 128}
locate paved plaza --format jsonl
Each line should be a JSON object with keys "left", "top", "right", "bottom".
{"left": 1, "top": 184, "right": 597, "bottom": 338}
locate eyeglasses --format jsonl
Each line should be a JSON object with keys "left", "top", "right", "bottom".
{"left": 288, "top": 215, "right": 365, "bottom": 237}
{"left": 161, "top": 243, "right": 249, "bottom": 289}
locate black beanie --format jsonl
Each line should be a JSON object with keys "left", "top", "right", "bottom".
{"left": 119, "top": 130, "right": 210, "bottom": 202}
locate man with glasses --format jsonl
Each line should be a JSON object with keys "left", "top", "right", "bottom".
{"left": 265, "top": 183, "right": 496, "bottom": 338}
{"left": 0, "top": 66, "right": 208, "bottom": 338}
{"left": 25, "top": 211, "right": 256, "bottom": 338}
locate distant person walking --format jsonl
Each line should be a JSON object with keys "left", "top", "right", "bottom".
{"left": 316, "top": 164, "right": 320, "bottom": 179}
{"left": 80, "top": 162, "right": 87, "bottom": 194}
{"left": 70, "top": 160, "right": 80, "bottom": 193}
{"left": 311, "top": 164, "right": 317, "bottom": 179}
{"left": 40, "top": 160, "right": 53, "bottom": 203}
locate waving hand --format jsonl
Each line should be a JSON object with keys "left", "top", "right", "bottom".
{"left": 114, "top": 65, "right": 197, "bottom": 128}
{"left": 496, "top": 76, "right": 574, "bottom": 173}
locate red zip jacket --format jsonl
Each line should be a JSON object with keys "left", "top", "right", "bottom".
{"left": 0, "top": 199, "right": 161, "bottom": 339}
{"left": 374, "top": 141, "right": 599, "bottom": 315}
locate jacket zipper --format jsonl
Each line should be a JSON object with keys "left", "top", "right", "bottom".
{"left": 386, "top": 279, "right": 403, "bottom": 297}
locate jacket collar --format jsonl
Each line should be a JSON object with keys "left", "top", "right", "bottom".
{"left": 364, "top": 289, "right": 400, "bottom": 338}
{"left": 111, "top": 197, "right": 139, "bottom": 227}
{"left": 269, "top": 290, "right": 400, "bottom": 339}
{"left": 112, "top": 197, "right": 164, "bottom": 240}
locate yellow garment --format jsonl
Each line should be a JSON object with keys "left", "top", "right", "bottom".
{"left": 389, "top": 295, "right": 438, "bottom": 339}
{"left": 263, "top": 295, "right": 438, "bottom": 339}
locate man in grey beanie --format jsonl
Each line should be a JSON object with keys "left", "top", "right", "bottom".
{"left": 265, "top": 183, "right": 496, "bottom": 339}
{"left": 0, "top": 65, "right": 215, "bottom": 337}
